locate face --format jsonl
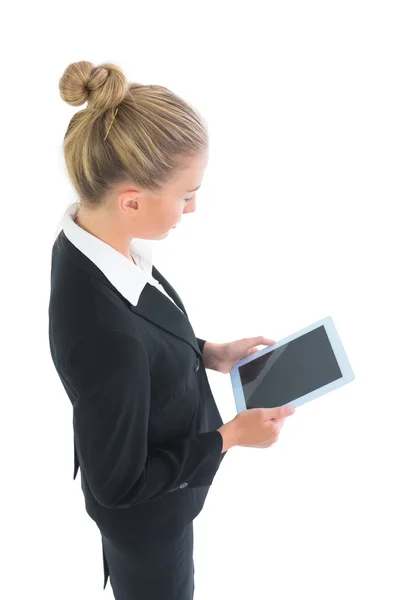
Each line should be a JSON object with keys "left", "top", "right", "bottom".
{"left": 115, "top": 149, "right": 209, "bottom": 240}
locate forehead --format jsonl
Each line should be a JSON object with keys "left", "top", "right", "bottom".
{"left": 170, "top": 150, "right": 209, "bottom": 191}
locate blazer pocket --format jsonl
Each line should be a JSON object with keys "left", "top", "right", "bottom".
{"left": 156, "top": 376, "right": 197, "bottom": 432}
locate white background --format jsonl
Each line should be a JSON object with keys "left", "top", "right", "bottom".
{"left": 1, "top": 1, "right": 399, "bottom": 598}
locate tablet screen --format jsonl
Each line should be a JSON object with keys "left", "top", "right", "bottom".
{"left": 239, "top": 325, "right": 343, "bottom": 409}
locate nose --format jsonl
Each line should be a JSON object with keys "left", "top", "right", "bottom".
{"left": 183, "top": 197, "right": 196, "bottom": 214}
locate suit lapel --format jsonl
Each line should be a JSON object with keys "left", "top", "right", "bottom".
{"left": 56, "top": 230, "right": 202, "bottom": 357}
{"left": 151, "top": 265, "right": 188, "bottom": 317}
{"left": 129, "top": 275, "right": 202, "bottom": 356}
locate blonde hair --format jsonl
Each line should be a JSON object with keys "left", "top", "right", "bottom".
{"left": 59, "top": 61, "right": 208, "bottom": 209}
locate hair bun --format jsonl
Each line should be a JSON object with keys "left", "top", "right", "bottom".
{"left": 59, "top": 61, "right": 128, "bottom": 111}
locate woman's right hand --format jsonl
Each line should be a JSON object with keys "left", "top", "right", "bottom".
{"left": 218, "top": 405, "right": 295, "bottom": 452}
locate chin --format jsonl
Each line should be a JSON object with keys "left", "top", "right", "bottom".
{"left": 159, "top": 227, "right": 174, "bottom": 238}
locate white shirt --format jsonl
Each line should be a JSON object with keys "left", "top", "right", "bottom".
{"left": 60, "top": 202, "right": 183, "bottom": 313}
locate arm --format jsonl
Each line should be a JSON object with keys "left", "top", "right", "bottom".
{"left": 62, "top": 330, "right": 223, "bottom": 509}
{"left": 196, "top": 337, "right": 224, "bottom": 371}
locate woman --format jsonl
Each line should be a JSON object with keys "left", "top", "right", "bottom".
{"left": 48, "top": 60, "right": 295, "bottom": 600}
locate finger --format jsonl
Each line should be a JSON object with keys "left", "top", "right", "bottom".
{"left": 263, "top": 405, "right": 295, "bottom": 420}
{"left": 247, "top": 337, "right": 276, "bottom": 356}
{"left": 247, "top": 337, "right": 275, "bottom": 347}
{"left": 247, "top": 347, "right": 258, "bottom": 356}
{"left": 259, "top": 337, "right": 276, "bottom": 345}
{"left": 269, "top": 417, "right": 285, "bottom": 433}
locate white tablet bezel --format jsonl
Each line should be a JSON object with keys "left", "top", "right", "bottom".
{"left": 230, "top": 316, "right": 355, "bottom": 413}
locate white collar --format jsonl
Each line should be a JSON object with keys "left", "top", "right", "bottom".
{"left": 60, "top": 202, "right": 154, "bottom": 307}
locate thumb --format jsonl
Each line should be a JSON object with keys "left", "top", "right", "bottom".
{"left": 246, "top": 336, "right": 275, "bottom": 352}
{"left": 257, "top": 336, "right": 276, "bottom": 346}
{"left": 246, "top": 336, "right": 276, "bottom": 357}
{"left": 246, "top": 346, "right": 259, "bottom": 356}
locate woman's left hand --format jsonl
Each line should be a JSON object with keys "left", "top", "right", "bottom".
{"left": 203, "top": 337, "right": 276, "bottom": 374}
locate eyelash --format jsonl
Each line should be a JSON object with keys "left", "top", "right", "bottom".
{"left": 184, "top": 196, "right": 193, "bottom": 203}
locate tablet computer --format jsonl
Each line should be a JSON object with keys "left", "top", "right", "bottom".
{"left": 230, "top": 316, "right": 355, "bottom": 413}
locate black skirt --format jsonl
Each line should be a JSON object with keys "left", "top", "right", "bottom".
{"left": 100, "top": 520, "right": 195, "bottom": 600}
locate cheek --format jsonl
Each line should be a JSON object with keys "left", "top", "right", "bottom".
{"left": 157, "top": 201, "right": 182, "bottom": 229}
{"left": 168, "top": 205, "right": 182, "bottom": 222}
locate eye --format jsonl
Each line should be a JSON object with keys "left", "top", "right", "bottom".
{"left": 183, "top": 196, "right": 193, "bottom": 203}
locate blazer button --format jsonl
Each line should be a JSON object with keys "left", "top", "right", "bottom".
{"left": 194, "top": 358, "right": 200, "bottom": 371}
{"left": 179, "top": 483, "right": 188, "bottom": 489}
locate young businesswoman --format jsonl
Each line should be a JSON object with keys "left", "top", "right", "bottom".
{"left": 48, "top": 60, "right": 295, "bottom": 600}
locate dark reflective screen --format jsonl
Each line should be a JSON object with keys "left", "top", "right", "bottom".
{"left": 239, "top": 326, "right": 342, "bottom": 409}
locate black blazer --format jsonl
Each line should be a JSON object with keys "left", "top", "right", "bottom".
{"left": 48, "top": 230, "right": 227, "bottom": 540}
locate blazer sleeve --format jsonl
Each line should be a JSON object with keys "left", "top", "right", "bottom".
{"left": 61, "top": 329, "right": 223, "bottom": 509}
{"left": 196, "top": 337, "right": 206, "bottom": 353}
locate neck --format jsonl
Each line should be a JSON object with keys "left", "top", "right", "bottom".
{"left": 74, "top": 205, "right": 134, "bottom": 262}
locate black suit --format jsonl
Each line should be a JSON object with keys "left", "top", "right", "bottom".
{"left": 48, "top": 230, "right": 227, "bottom": 598}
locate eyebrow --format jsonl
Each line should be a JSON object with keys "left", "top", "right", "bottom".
{"left": 187, "top": 184, "right": 201, "bottom": 193}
